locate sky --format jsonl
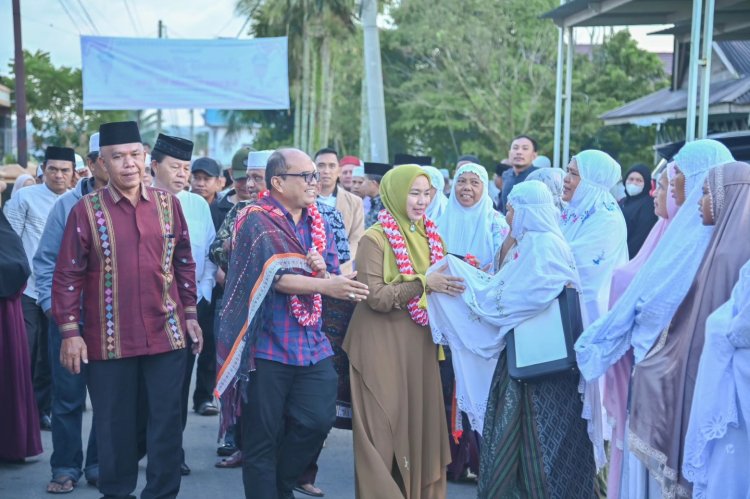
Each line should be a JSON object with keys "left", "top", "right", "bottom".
{"left": 1, "top": 1, "right": 674, "bottom": 126}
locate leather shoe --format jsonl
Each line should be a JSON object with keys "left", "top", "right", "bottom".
{"left": 196, "top": 401, "right": 219, "bottom": 416}
{"left": 40, "top": 414, "right": 52, "bottom": 431}
{"left": 216, "top": 443, "right": 237, "bottom": 457}
{"left": 180, "top": 462, "right": 191, "bottom": 476}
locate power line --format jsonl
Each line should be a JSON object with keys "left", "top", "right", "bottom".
{"left": 75, "top": 0, "right": 100, "bottom": 34}
{"left": 56, "top": 0, "right": 82, "bottom": 34}
{"left": 122, "top": 0, "right": 140, "bottom": 35}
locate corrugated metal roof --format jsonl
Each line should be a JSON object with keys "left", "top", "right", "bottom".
{"left": 719, "top": 41, "right": 750, "bottom": 76}
{"left": 601, "top": 76, "right": 750, "bottom": 122}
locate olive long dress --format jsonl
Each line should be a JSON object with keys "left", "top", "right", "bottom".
{"left": 344, "top": 231, "right": 451, "bottom": 499}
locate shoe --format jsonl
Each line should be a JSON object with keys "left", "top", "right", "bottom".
{"left": 196, "top": 401, "right": 219, "bottom": 416}
{"left": 294, "top": 483, "right": 325, "bottom": 497}
{"left": 216, "top": 443, "right": 238, "bottom": 457}
{"left": 40, "top": 414, "right": 52, "bottom": 432}
{"left": 215, "top": 450, "right": 242, "bottom": 468}
{"left": 180, "top": 462, "right": 191, "bottom": 476}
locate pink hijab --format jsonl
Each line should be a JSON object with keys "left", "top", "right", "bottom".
{"left": 604, "top": 164, "right": 679, "bottom": 499}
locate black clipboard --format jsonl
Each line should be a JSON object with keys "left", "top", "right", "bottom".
{"left": 506, "top": 286, "right": 583, "bottom": 382}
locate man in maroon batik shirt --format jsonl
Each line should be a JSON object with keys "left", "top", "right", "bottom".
{"left": 52, "top": 121, "right": 203, "bottom": 499}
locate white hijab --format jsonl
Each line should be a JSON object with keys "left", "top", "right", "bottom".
{"left": 527, "top": 167, "right": 565, "bottom": 210}
{"left": 422, "top": 165, "right": 448, "bottom": 221}
{"left": 427, "top": 181, "right": 580, "bottom": 434}
{"left": 560, "top": 150, "right": 629, "bottom": 327}
{"left": 436, "top": 163, "right": 508, "bottom": 269}
{"left": 683, "top": 258, "right": 750, "bottom": 498}
{"left": 574, "top": 139, "right": 735, "bottom": 381}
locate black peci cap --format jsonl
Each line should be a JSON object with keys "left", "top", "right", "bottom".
{"left": 99, "top": 121, "right": 142, "bottom": 147}
{"left": 153, "top": 133, "right": 194, "bottom": 161}
{"left": 44, "top": 146, "right": 76, "bottom": 164}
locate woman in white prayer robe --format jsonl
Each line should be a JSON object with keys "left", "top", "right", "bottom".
{"left": 428, "top": 180, "right": 596, "bottom": 498}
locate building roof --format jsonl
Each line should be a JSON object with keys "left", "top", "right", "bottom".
{"left": 601, "top": 76, "right": 750, "bottom": 125}
{"left": 542, "top": 0, "right": 750, "bottom": 41}
{"left": 601, "top": 40, "right": 750, "bottom": 124}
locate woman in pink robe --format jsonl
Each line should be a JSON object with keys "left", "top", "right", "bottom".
{"left": 603, "top": 165, "right": 678, "bottom": 498}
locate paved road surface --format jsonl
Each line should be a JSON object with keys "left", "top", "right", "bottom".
{"left": 0, "top": 393, "right": 478, "bottom": 498}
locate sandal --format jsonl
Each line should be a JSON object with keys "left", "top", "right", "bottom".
{"left": 294, "top": 483, "right": 325, "bottom": 497}
{"left": 215, "top": 450, "right": 243, "bottom": 468}
{"left": 47, "top": 475, "right": 76, "bottom": 494}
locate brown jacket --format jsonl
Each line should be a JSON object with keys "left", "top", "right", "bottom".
{"left": 332, "top": 186, "right": 364, "bottom": 274}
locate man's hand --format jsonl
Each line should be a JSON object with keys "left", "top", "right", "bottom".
{"left": 321, "top": 272, "right": 369, "bottom": 302}
{"left": 61, "top": 337, "right": 88, "bottom": 374}
{"left": 306, "top": 248, "right": 327, "bottom": 277}
{"left": 186, "top": 319, "right": 203, "bottom": 355}
{"left": 215, "top": 268, "right": 226, "bottom": 287}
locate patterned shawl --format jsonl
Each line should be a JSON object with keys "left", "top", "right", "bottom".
{"left": 215, "top": 196, "right": 313, "bottom": 433}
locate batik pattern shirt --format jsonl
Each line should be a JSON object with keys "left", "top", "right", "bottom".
{"left": 365, "top": 195, "right": 385, "bottom": 229}
{"left": 52, "top": 186, "right": 197, "bottom": 360}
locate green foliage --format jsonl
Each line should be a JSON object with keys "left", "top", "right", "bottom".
{"left": 570, "top": 30, "right": 669, "bottom": 169}
{"left": 1, "top": 50, "right": 129, "bottom": 158}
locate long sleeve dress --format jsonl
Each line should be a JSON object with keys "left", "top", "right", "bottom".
{"left": 343, "top": 231, "right": 451, "bottom": 499}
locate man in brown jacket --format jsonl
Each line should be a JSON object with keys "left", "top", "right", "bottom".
{"left": 315, "top": 148, "right": 364, "bottom": 273}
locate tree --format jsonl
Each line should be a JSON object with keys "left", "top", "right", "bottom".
{"left": 382, "top": 0, "right": 560, "bottom": 167}
{"left": 1, "top": 50, "right": 129, "bottom": 159}
{"left": 570, "top": 30, "right": 669, "bottom": 169}
{"left": 232, "top": 0, "right": 359, "bottom": 153}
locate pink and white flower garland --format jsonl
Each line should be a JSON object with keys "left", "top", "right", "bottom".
{"left": 378, "top": 209, "right": 444, "bottom": 325}
{"left": 289, "top": 201, "right": 326, "bottom": 326}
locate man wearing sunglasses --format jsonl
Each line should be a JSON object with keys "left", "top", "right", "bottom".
{"left": 217, "top": 148, "right": 368, "bottom": 499}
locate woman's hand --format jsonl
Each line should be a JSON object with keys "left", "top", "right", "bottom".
{"left": 427, "top": 265, "right": 466, "bottom": 296}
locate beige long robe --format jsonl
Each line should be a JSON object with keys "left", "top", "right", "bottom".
{"left": 343, "top": 231, "right": 450, "bottom": 499}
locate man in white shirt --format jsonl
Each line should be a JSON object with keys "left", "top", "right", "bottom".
{"left": 151, "top": 134, "right": 217, "bottom": 477}
{"left": 4, "top": 145, "right": 74, "bottom": 430}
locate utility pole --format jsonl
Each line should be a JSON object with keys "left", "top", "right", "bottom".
{"left": 156, "top": 20, "right": 164, "bottom": 134}
{"left": 361, "top": 0, "right": 388, "bottom": 163}
{"left": 12, "top": 0, "right": 28, "bottom": 167}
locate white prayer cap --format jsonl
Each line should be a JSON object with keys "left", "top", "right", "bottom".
{"left": 36, "top": 165, "right": 44, "bottom": 177}
{"left": 89, "top": 132, "right": 100, "bottom": 154}
{"left": 246, "top": 150, "right": 273, "bottom": 169}
{"left": 352, "top": 166, "right": 365, "bottom": 178}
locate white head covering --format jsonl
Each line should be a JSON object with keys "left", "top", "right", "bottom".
{"left": 352, "top": 166, "right": 365, "bottom": 178}
{"left": 12, "top": 174, "right": 35, "bottom": 197}
{"left": 560, "top": 150, "right": 629, "bottom": 326}
{"left": 437, "top": 163, "right": 508, "bottom": 269}
{"left": 533, "top": 155, "right": 551, "bottom": 168}
{"left": 422, "top": 165, "right": 448, "bottom": 221}
{"left": 527, "top": 168, "right": 564, "bottom": 210}
{"left": 574, "top": 139, "right": 735, "bottom": 380}
{"left": 507, "top": 180, "right": 562, "bottom": 239}
{"left": 428, "top": 179, "right": 580, "bottom": 434}
{"left": 246, "top": 150, "right": 272, "bottom": 169}
{"left": 683, "top": 258, "right": 750, "bottom": 497}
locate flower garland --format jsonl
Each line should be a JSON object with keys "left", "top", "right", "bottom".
{"left": 464, "top": 253, "right": 480, "bottom": 269}
{"left": 378, "top": 209, "right": 444, "bottom": 325}
{"left": 256, "top": 190, "right": 326, "bottom": 325}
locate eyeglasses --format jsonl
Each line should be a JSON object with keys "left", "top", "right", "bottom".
{"left": 277, "top": 171, "right": 320, "bottom": 184}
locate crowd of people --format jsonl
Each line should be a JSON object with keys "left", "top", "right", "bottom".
{"left": 0, "top": 120, "right": 748, "bottom": 499}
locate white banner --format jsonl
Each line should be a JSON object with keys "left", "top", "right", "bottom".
{"left": 81, "top": 36, "right": 289, "bottom": 110}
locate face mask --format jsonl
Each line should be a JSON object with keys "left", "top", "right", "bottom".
{"left": 625, "top": 183, "right": 644, "bottom": 197}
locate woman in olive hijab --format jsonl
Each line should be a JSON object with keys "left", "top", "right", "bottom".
{"left": 344, "top": 165, "right": 464, "bottom": 498}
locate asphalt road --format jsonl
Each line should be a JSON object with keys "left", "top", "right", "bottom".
{"left": 0, "top": 389, "right": 478, "bottom": 499}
